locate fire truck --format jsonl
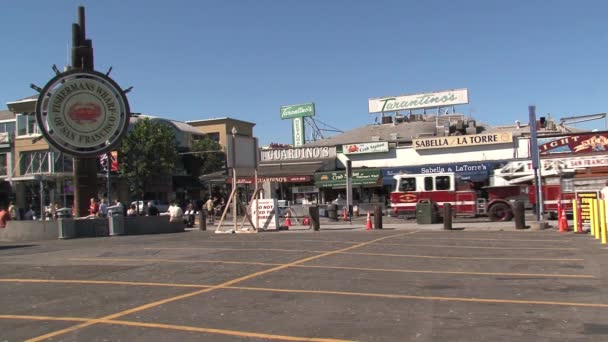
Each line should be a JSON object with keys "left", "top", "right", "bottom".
{"left": 389, "top": 160, "right": 574, "bottom": 221}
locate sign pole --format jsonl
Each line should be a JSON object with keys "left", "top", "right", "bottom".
{"left": 71, "top": 7, "right": 98, "bottom": 217}
{"left": 529, "top": 105, "right": 543, "bottom": 221}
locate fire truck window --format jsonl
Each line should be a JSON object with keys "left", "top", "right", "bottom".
{"left": 424, "top": 177, "right": 433, "bottom": 191}
{"left": 399, "top": 178, "right": 416, "bottom": 191}
{"left": 436, "top": 176, "right": 451, "bottom": 190}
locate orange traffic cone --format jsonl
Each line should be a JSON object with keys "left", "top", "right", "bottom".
{"left": 559, "top": 206, "right": 568, "bottom": 233}
{"left": 366, "top": 211, "right": 373, "bottom": 230}
{"left": 302, "top": 216, "right": 310, "bottom": 225}
{"left": 284, "top": 212, "right": 292, "bottom": 229}
{"left": 343, "top": 207, "right": 348, "bottom": 221}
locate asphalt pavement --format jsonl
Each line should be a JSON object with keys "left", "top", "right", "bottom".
{"left": 0, "top": 220, "right": 606, "bottom": 341}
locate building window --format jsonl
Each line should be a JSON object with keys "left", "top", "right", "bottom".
{"left": 54, "top": 153, "right": 73, "bottom": 173}
{"left": 207, "top": 132, "right": 220, "bottom": 142}
{"left": 0, "top": 121, "right": 15, "bottom": 137}
{"left": 16, "top": 114, "right": 39, "bottom": 136}
{"left": 19, "top": 151, "right": 50, "bottom": 175}
{"left": 0, "top": 154, "right": 7, "bottom": 176}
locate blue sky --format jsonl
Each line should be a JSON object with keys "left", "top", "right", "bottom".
{"left": 1, "top": 0, "right": 607, "bottom": 145}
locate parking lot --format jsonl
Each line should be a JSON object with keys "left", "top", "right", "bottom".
{"left": 0, "top": 226, "right": 607, "bottom": 341}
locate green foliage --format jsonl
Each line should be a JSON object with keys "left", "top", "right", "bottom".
{"left": 191, "top": 136, "right": 226, "bottom": 175}
{"left": 118, "top": 118, "right": 178, "bottom": 196}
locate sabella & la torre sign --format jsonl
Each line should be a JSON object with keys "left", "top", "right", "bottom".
{"left": 368, "top": 88, "right": 468, "bottom": 113}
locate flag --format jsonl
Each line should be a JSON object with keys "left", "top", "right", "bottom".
{"left": 100, "top": 151, "right": 119, "bottom": 172}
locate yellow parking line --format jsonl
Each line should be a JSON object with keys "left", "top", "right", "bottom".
{"left": 340, "top": 251, "right": 583, "bottom": 261}
{"left": 25, "top": 231, "right": 418, "bottom": 342}
{"left": 369, "top": 243, "right": 579, "bottom": 250}
{"left": 295, "top": 265, "right": 593, "bottom": 278}
{"left": 0, "top": 314, "right": 88, "bottom": 322}
{"left": 405, "top": 237, "right": 572, "bottom": 243}
{"left": 228, "top": 286, "right": 608, "bottom": 309}
{"left": 0, "top": 278, "right": 210, "bottom": 288}
{"left": 0, "top": 315, "right": 352, "bottom": 342}
{"left": 144, "top": 247, "right": 327, "bottom": 253}
{"left": 67, "top": 257, "right": 592, "bottom": 278}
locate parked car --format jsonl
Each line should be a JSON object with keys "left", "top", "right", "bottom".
{"left": 131, "top": 200, "right": 170, "bottom": 214}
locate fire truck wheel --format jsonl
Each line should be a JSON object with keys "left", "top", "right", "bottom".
{"left": 488, "top": 202, "right": 513, "bottom": 222}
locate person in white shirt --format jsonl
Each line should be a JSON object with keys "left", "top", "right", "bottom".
{"left": 168, "top": 202, "right": 183, "bottom": 223}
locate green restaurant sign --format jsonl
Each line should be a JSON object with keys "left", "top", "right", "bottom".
{"left": 280, "top": 103, "right": 315, "bottom": 119}
{"left": 315, "top": 169, "right": 381, "bottom": 187}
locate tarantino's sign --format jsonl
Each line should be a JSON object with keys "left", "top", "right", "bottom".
{"left": 35, "top": 70, "right": 130, "bottom": 157}
{"left": 539, "top": 133, "right": 608, "bottom": 154}
{"left": 368, "top": 88, "right": 469, "bottom": 113}
{"left": 260, "top": 146, "right": 336, "bottom": 162}
{"left": 413, "top": 132, "right": 513, "bottom": 150}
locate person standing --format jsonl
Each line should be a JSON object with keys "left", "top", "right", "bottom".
{"left": 168, "top": 201, "right": 183, "bottom": 223}
{"left": 205, "top": 196, "right": 215, "bottom": 223}
{"left": 146, "top": 201, "right": 159, "bottom": 216}
{"left": 99, "top": 199, "right": 109, "bottom": 218}
{"left": 127, "top": 203, "right": 137, "bottom": 217}
{"left": 0, "top": 206, "right": 11, "bottom": 228}
{"left": 88, "top": 198, "right": 99, "bottom": 218}
{"left": 8, "top": 201, "right": 18, "bottom": 220}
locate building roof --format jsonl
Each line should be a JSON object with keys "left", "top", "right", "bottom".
{"left": 187, "top": 117, "right": 256, "bottom": 126}
{"left": 0, "top": 110, "right": 15, "bottom": 121}
{"left": 304, "top": 120, "right": 438, "bottom": 146}
{"left": 130, "top": 114, "right": 204, "bottom": 135}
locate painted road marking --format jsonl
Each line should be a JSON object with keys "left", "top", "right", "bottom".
{"left": 143, "top": 247, "right": 584, "bottom": 262}
{"left": 368, "top": 243, "right": 579, "bottom": 250}
{"left": 0, "top": 278, "right": 211, "bottom": 288}
{"left": 67, "top": 258, "right": 592, "bottom": 278}
{"left": 25, "top": 231, "right": 418, "bottom": 342}
{"left": 0, "top": 315, "right": 353, "bottom": 342}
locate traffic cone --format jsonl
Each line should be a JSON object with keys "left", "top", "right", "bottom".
{"left": 303, "top": 216, "right": 310, "bottom": 225}
{"left": 343, "top": 207, "right": 348, "bottom": 221}
{"left": 284, "top": 212, "right": 291, "bottom": 229}
{"left": 366, "top": 211, "right": 373, "bottom": 230}
{"left": 558, "top": 204, "right": 568, "bottom": 233}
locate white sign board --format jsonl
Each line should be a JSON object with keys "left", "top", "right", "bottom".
{"left": 251, "top": 198, "right": 279, "bottom": 230}
{"left": 343, "top": 141, "right": 389, "bottom": 155}
{"left": 227, "top": 136, "right": 259, "bottom": 172}
{"left": 293, "top": 117, "right": 305, "bottom": 147}
{"left": 368, "top": 88, "right": 469, "bottom": 113}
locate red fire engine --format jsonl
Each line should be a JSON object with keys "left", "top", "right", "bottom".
{"left": 390, "top": 163, "right": 573, "bottom": 221}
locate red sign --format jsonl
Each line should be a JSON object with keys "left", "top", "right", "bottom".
{"left": 539, "top": 133, "right": 608, "bottom": 154}
{"left": 227, "top": 175, "right": 312, "bottom": 184}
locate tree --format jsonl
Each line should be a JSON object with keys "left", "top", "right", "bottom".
{"left": 117, "top": 118, "right": 178, "bottom": 200}
{"left": 190, "top": 136, "right": 226, "bottom": 176}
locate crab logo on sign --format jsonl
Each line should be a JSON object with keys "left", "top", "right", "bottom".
{"left": 35, "top": 70, "right": 130, "bottom": 157}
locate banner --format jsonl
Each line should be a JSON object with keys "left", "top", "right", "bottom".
{"left": 413, "top": 132, "right": 513, "bottom": 150}
{"left": 99, "top": 151, "right": 118, "bottom": 172}
{"left": 539, "top": 133, "right": 608, "bottom": 154}
{"left": 343, "top": 142, "right": 389, "bottom": 155}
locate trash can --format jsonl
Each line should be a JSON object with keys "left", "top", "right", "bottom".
{"left": 107, "top": 205, "right": 125, "bottom": 236}
{"left": 416, "top": 200, "right": 440, "bottom": 224}
{"left": 327, "top": 204, "right": 338, "bottom": 221}
{"left": 56, "top": 208, "right": 72, "bottom": 219}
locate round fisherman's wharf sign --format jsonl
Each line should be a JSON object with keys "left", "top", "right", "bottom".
{"left": 36, "top": 70, "right": 130, "bottom": 157}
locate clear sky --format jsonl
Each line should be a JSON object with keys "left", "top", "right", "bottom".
{"left": 1, "top": 0, "right": 607, "bottom": 145}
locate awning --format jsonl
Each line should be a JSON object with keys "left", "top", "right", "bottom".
{"left": 258, "top": 160, "right": 334, "bottom": 176}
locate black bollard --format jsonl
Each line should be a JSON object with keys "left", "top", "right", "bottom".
{"left": 199, "top": 210, "right": 206, "bottom": 231}
{"left": 309, "top": 206, "right": 320, "bottom": 231}
{"left": 374, "top": 206, "right": 383, "bottom": 229}
{"left": 513, "top": 200, "right": 526, "bottom": 230}
{"left": 443, "top": 203, "right": 453, "bottom": 230}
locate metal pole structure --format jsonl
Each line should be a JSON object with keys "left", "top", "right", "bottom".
{"left": 529, "top": 105, "right": 542, "bottom": 221}
{"left": 106, "top": 152, "right": 111, "bottom": 204}
{"left": 71, "top": 6, "right": 98, "bottom": 217}
{"left": 346, "top": 159, "right": 353, "bottom": 223}
{"left": 231, "top": 126, "right": 237, "bottom": 233}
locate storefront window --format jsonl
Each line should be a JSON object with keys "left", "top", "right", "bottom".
{"left": 0, "top": 154, "right": 7, "bottom": 176}
{"left": 20, "top": 151, "right": 50, "bottom": 175}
